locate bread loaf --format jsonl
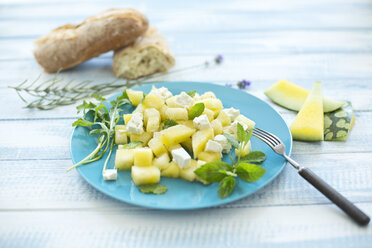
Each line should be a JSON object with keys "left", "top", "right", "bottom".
{"left": 113, "top": 26, "right": 175, "bottom": 79}
{"left": 34, "top": 8, "right": 149, "bottom": 73}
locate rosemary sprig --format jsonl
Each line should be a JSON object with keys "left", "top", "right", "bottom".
{"left": 10, "top": 55, "right": 223, "bottom": 110}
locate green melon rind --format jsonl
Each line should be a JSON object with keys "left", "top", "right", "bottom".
{"left": 264, "top": 80, "right": 345, "bottom": 113}
{"left": 324, "top": 101, "right": 354, "bottom": 141}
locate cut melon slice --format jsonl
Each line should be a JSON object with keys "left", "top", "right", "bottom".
{"left": 265, "top": 80, "right": 344, "bottom": 113}
{"left": 290, "top": 82, "right": 324, "bottom": 141}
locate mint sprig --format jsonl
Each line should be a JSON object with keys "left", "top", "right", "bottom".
{"left": 139, "top": 183, "right": 168, "bottom": 194}
{"left": 163, "top": 119, "right": 178, "bottom": 129}
{"left": 188, "top": 103, "right": 205, "bottom": 120}
{"left": 195, "top": 127, "right": 266, "bottom": 199}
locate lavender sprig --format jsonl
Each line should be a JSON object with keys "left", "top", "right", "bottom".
{"left": 10, "top": 55, "right": 223, "bottom": 110}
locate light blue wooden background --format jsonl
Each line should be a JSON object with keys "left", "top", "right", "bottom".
{"left": 0, "top": 0, "right": 371, "bottom": 247}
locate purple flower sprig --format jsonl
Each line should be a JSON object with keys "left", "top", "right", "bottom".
{"left": 214, "top": 54, "right": 224, "bottom": 64}
{"left": 225, "top": 79, "right": 251, "bottom": 89}
{"left": 237, "top": 79, "right": 251, "bottom": 89}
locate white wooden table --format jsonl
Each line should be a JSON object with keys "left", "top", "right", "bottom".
{"left": 1, "top": 0, "right": 371, "bottom": 247}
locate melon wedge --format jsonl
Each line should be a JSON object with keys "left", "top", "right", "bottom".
{"left": 265, "top": 80, "right": 344, "bottom": 113}
{"left": 290, "top": 82, "right": 324, "bottom": 141}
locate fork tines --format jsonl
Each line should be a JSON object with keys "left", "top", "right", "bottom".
{"left": 252, "top": 128, "right": 281, "bottom": 147}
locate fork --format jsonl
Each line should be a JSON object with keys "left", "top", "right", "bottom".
{"left": 252, "top": 127, "right": 370, "bottom": 226}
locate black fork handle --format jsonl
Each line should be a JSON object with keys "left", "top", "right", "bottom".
{"left": 299, "top": 167, "right": 370, "bottom": 226}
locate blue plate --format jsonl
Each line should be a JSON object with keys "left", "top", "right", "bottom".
{"left": 70, "top": 82, "right": 292, "bottom": 210}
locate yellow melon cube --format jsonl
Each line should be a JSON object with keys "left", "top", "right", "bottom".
{"left": 211, "top": 119, "right": 223, "bottom": 135}
{"left": 148, "top": 137, "right": 167, "bottom": 156}
{"left": 178, "top": 120, "right": 195, "bottom": 130}
{"left": 181, "top": 138, "right": 193, "bottom": 153}
{"left": 192, "top": 128, "right": 214, "bottom": 158}
{"left": 202, "top": 98, "right": 223, "bottom": 117}
{"left": 153, "top": 153, "right": 171, "bottom": 171}
{"left": 126, "top": 89, "right": 144, "bottom": 106}
{"left": 202, "top": 108, "right": 215, "bottom": 122}
{"left": 165, "top": 108, "right": 188, "bottom": 121}
{"left": 142, "top": 93, "right": 164, "bottom": 110}
{"left": 160, "top": 124, "right": 195, "bottom": 147}
{"left": 160, "top": 105, "right": 169, "bottom": 121}
{"left": 168, "top": 144, "right": 182, "bottom": 158}
{"left": 235, "top": 140, "right": 252, "bottom": 157}
{"left": 161, "top": 161, "right": 180, "bottom": 178}
{"left": 165, "top": 96, "right": 181, "bottom": 108}
{"left": 129, "top": 132, "right": 153, "bottom": 146}
{"left": 115, "top": 125, "right": 128, "bottom": 145}
{"left": 115, "top": 149, "right": 135, "bottom": 170}
{"left": 133, "top": 148, "right": 153, "bottom": 167}
{"left": 144, "top": 108, "right": 160, "bottom": 132}
{"left": 200, "top": 91, "right": 216, "bottom": 99}
{"left": 133, "top": 104, "right": 144, "bottom": 114}
{"left": 235, "top": 114, "right": 255, "bottom": 130}
{"left": 198, "top": 151, "right": 222, "bottom": 162}
{"left": 216, "top": 110, "right": 231, "bottom": 126}
{"left": 180, "top": 160, "right": 198, "bottom": 182}
{"left": 131, "top": 165, "right": 160, "bottom": 186}
{"left": 123, "top": 114, "right": 132, "bottom": 125}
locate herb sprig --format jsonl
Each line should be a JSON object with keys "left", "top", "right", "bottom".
{"left": 195, "top": 123, "right": 266, "bottom": 199}
{"left": 10, "top": 56, "right": 223, "bottom": 110}
{"left": 66, "top": 91, "right": 130, "bottom": 173}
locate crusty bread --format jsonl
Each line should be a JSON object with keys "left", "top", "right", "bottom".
{"left": 113, "top": 26, "right": 175, "bottom": 79}
{"left": 34, "top": 8, "right": 149, "bottom": 73}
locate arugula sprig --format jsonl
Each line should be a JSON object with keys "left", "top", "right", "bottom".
{"left": 67, "top": 91, "right": 130, "bottom": 172}
{"left": 195, "top": 123, "right": 266, "bottom": 199}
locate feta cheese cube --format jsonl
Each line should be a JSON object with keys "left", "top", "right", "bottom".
{"left": 205, "top": 140, "right": 223, "bottom": 153}
{"left": 214, "top": 134, "right": 232, "bottom": 153}
{"left": 102, "top": 169, "right": 117, "bottom": 180}
{"left": 193, "top": 114, "right": 212, "bottom": 129}
{"left": 171, "top": 147, "right": 191, "bottom": 168}
{"left": 175, "top": 92, "right": 193, "bottom": 108}
{"left": 126, "top": 112, "right": 144, "bottom": 134}
{"left": 223, "top": 108, "right": 240, "bottom": 121}
{"left": 150, "top": 86, "right": 173, "bottom": 100}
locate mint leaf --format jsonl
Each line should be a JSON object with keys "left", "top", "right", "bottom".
{"left": 236, "top": 163, "right": 266, "bottom": 182}
{"left": 218, "top": 176, "right": 236, "bottom": 199}
{"left": 163, "top": 119, "right": 178, "bottom": 129}
{"left": 237, "top": 123, "right": 248, "bottom": 143}
{"left": 187, "top": 90, "right": 196, "bottom": 97}
{"left": 224, "top": 133, "right": 239, "bottom": 148}
{"left": 120, "top": 141, "right": 143, "bottom": 149}
{"left": 139, "top": 183, "right": 167, "bottom": 194}
{"left": 240, "top": 151, "right": 266, "bottom": 163}
{"left": 246, "top": 128, "right": 253, "bottom": 142}
{"left": 188, "top": 103, "right": 205, "bottom": 120}
{"left": 194, "top": 161, "right": 232, "bottom": 183}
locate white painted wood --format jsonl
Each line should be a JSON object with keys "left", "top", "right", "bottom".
{"left": 2, "top": 30, "right": 372, "bottom": 60}
{"left": 1, "top": 0, "right": 371, "bottom": 246}
{"left": 2, "top": 53, "right": 372, "bottom": 88}
{"left": 0, "top": 152, "right": 371, "bottom": 210}
{"left": 0, "top": 204, "right": 371, "bottom": 248}
{"left": 1, "top": 7, "right": 372, "bottom": 37}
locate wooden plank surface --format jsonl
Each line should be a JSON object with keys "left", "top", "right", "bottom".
{"left": 1, "top": 0, "right": 372, "bottom": 247}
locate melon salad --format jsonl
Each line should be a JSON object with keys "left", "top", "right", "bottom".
{"left": 112, "top": 86, "right": 256, "bottom": 187}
